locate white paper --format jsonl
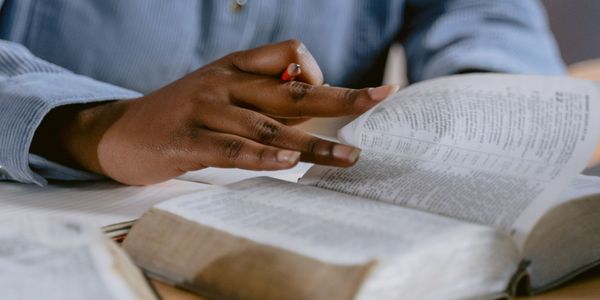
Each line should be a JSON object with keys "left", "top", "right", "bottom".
{"left": 0, "top": 218, "right": 138, "bottom": 300}
{"left": 0, "top": 179, "right": 207, "bottom": 229}
{"left": 177, "top": 162, "right": 313, "bottom": 185}
{"left": 302, "top": 74, "right": 600, "bottom": 246}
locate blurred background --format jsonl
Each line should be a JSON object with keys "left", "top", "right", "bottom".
{"left": 543, "top": 0, "right": 600, "bottom": 65}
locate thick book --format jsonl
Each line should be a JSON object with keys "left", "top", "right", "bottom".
{"left": 121, "top": 74, "right": 600, "bottom": 299}
{"left": 0, "top": 217, "right": 158, "bottom": 300}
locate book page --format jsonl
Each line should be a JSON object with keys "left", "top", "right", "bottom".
{"left": 301, "top": 74, "right": 600, "bottom": 247}
{"left": 156, "top": 177, "right": 511, "bottom": 265}
{"left": 0, "top": 217, "right": 148, "bottom": 300}
{"left": 0, "top": 179, "right": 207, "bottom": 229}
{"left": 150, "top": 177, "right": 519, "bottom": 299}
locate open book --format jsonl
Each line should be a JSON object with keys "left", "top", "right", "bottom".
{"left": 122, "top": 74, "right": 600, "bottom": 299}
{"left": 0, "top": 217, "right": 158, "bottom": 299}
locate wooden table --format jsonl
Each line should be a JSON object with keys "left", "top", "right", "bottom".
{"left": 156, "top": 59, "right": 600, "bottom": 299}
{"left": 154, "top": 270, "right": 600, "bottom": 300}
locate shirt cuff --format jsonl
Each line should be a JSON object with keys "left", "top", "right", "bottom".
{"left": 420, "top": 46, "right": 567, "bottom": 80}
{"left": 0, "top": 72, "right": 141, "bottom": 185}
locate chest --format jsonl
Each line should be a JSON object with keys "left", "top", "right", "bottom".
{"left": 1, "top": 0, "right": 404, "bottom": 92}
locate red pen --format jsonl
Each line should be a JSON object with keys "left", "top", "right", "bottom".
{"left": 281, "top": 63, "right": 301, "bottom": 81}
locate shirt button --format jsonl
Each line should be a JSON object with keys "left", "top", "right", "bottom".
{"left": 0, "top": 165, "right": 8, "bottom": 179}
{"left": 232, "top": 0, "right": 247, "bottom": 12}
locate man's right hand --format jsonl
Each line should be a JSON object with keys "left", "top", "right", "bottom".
{"left": 31, "top": 40, "right": 397, "bottom": 185}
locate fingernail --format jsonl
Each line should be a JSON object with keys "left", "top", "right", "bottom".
{"left": 287, "top": 63, "right": 302, "bottom": 77}
{"left": 368, "top": 85, "right": 399, "bottom": 102}
{"left": 277, "top": 150, "right": 301, "bottom": 164}
{"left": 332, "top": 144, "right": 361, "bottom": 163}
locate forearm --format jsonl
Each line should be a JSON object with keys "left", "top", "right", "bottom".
{"left": 0, "top": 39, "right": 141, "bottom": 184}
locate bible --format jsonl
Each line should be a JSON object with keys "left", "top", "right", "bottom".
{"left": 122, "top": 74, "right": 600, "bottom": 299}
{"left": 0, "top": 217, "right": 158, "bottom": 300}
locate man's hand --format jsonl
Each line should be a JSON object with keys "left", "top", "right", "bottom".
{"left": 32, "top": 40, "right": 397, "bottom": 185}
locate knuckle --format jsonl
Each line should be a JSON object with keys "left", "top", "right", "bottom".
{"left": 286, "top": 81, "right": 313, "bottom": 102}
{"left": 340, "top": 89, "right": 359, "bottom": 106}
{"left": 222, "top": 139, "right": 244, "bottom": 160}
{"left": 252, "top": 119, "right": 281, "bottom": 144}
{"left": 284, "top": 39, "right": 307, "bottom": 59}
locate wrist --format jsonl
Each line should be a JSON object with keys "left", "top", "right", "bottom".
{"left": 31, "top": 100, "right": 129, "bottom": 175}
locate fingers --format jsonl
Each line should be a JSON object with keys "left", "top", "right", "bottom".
{"left": 182, "top": 129, "right": 301, "bottom": 171}
{"left": 230, "top": 74, "right": 399, "bottom": 117}
{"left": 198, "top": 107, "right": 361, "bottom": 167}
{"left": 226, "top": 39, "right": 324, "bottom": 85}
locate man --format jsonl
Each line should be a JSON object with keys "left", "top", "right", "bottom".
{"left": 0, "top": 0, "right": 564, "bottom": 185}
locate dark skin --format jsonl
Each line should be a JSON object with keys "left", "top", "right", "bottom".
{"left": 31, "top": 40, "right": 398, "bottom": 185}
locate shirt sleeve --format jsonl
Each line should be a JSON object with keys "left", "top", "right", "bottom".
{"left": 0, "top": 40, "right": 142, "bottom": 185}
{"left": 401, "top": 0, "right": 566, "bottom": 82}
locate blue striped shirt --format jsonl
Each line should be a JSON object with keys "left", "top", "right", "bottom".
{"left": 0, "top": 0, "right": 565, "bottom": 185}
